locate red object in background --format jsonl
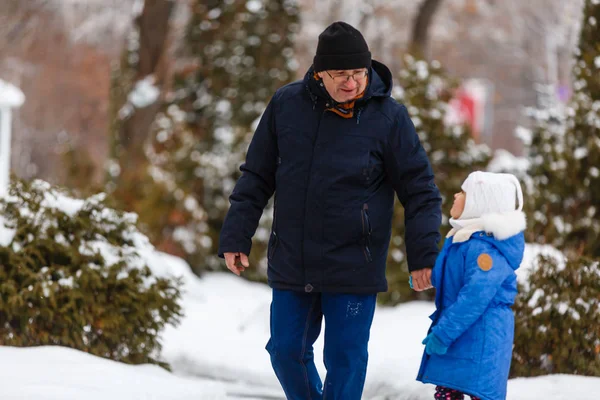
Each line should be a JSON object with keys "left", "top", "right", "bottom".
{"left": 451, "top": 88, "right": 479, "bottom": 141}
{"left": 446, "top": 80, "right": 490, "bottom": 143}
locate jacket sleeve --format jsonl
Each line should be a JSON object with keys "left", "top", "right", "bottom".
{"left": 217, "top": 95, "right": 278, "bottom": 258}
{"left": 383, "top": 104, "right": 442, "bottom": 272}
{"left": 431, "top": 240, "right": 513, "bottom": 347}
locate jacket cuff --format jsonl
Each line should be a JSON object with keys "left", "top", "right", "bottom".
{"left": 217, "top": 242, "right": 252, "bottom": 259}
{"left": 409, "top": 264, "right": 433, "bottom": 272}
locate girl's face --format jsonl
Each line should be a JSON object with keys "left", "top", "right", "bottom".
{"left": 450, "top": 191, "right": 466, "bottom": 219}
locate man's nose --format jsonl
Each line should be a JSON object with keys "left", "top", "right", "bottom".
{"left": 342, "top": 78, "right": 357, "bottom": 89}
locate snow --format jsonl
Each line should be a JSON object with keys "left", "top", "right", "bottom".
{"left": 519, "top": 244, "right": 565, "bottom": 289}
{"left": 207, "top": 8, "right": 222, "bottom": 20}
{"left": 128, "top": 75, "right": 160, "bottom": 108}
{"left": 0, "top": 189, "right": 599, "bottom": 399}
{"left": 487, "top": 149, "right": 531, "bottom": 174}
{"left": 0, "top": 79, "right": 25, "bottom": 108}
{"left": 508, "top": 375, "right": 600, "bottom": 399}
{"left": 246, "top": 0, "right": 263, "bottom": 13}
{"left": 158, "top": 269, "right": 600, "bottom": 400}
{"left": 155, "top": 245, "right": 580, "bottom": 399}
{"left": 415, "top": 60, "right": 429, "bottom": 80}
{"left": 41, "top": 188, "right": 86, "bottom": 217}
{"left": 574, "top": 147, "right": 588, "bottom": 159}
{"left": 0, "top": 215, "right": 15, "bottom": 246}
{"left": 515, "top": 126, "right": 533, "bottom": 146}
{"left": 0, "top": 346, "right": 226, "bottom": 400}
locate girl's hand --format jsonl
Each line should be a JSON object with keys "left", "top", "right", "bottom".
{"left": 422, "top": 333, "right": 448, "bottom": 355}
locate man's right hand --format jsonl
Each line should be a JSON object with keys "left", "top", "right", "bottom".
{"left": 224, "top": 252, "right": 250, "bottom": 276}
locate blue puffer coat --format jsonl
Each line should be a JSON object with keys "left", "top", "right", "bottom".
{"left": 417, "top": 211, "right": 526, "bottom": 400}
{"left": 218, "top": 60, "right": 442, "bottom": 294}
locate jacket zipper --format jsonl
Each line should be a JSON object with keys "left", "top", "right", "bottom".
{"left": 361, "top": 203, "right": 373, "bottom": 263}
{"left": 269, "top": 200, "right": 279, "bottom": 259}
{"left": 270, "top": 158, "right": 280, "bottom": 260}
{"left": 269, "top": 231, "right": 278, "bottom": 259}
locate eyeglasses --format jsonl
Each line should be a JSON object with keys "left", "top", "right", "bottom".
{"left": 325, "top": 70, "right": 368, "bottom": 83}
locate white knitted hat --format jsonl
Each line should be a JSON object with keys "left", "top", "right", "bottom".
{"left": 460, "top": 171, "right": 523, "bottom": 219}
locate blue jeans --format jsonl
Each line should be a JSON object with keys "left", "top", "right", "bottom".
{"left": 266, "top": 289, "right": 377, "bottom": 400}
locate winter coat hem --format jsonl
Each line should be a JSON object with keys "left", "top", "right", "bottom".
{"left": 268, "top": 280, "right": 386, "bottom": 294}
{"left": 418, "top": 378, "right": 490, "bottom": 400}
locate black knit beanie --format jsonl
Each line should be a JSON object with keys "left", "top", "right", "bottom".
{"left": 313, "top": 21, "right": 371, "bottom": 72}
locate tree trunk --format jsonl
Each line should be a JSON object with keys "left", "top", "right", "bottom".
{"left": 410, "top": 0, "right": 444, "bottom": 58}
{"left": 119, "top": 0, "right": 175, "bottom": 166}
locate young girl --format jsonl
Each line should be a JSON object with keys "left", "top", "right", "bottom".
{"left": 416, "top": 171, "right": 526, "bottom": 400}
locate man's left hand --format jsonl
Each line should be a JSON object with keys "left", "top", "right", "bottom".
{"left": 410, "top": 268, "right": 433, "bottom": 291}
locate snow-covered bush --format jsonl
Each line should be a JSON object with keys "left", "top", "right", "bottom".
{"left": 511, "top": 1, "right": 600, "bottom": 378}
{"left": 0, "top": 179, "right": 182, "bottom": 368}
{"left": 512, "top": 255, "right": 600, "bottom": 377}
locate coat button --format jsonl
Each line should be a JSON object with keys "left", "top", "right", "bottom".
{"left": 326, "top": 103, "right": 330, "bottom": 107}
{"left": 304, "top": 284, "right": 313, "bottom": 293}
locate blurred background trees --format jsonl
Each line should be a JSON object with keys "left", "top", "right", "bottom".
{"left": 2, "top": 0, "right": 599, "bottom": 379}
{"left": 0, "top": 0, "right": 595, "bottom": 303}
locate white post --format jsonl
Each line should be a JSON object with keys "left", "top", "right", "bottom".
{"left": 0, "top": 79, "right": 25, "bottom": 197}
{"left": 0, "top": 107, "right": 12, "bottom": 196}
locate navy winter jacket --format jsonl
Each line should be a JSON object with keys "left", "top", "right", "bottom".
{"left": 218, "top": 60, "right": 442, "bottom": 294}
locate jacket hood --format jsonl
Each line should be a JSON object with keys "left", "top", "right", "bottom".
{"left": 368, "top": 59, "right": 393, "bottom": 98}
{"left": 481, "top": 229, "right": 525, "bottom": 271}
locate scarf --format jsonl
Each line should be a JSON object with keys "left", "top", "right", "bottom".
{"left": 447, "top": 217, "right": 486, "bottom": 242}
{"left": 449, "top": 217, "right": 484, "bottom": 231}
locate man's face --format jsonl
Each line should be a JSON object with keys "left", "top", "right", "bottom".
{"left": 317, "top": 68, "right": 368, "bottom": 103}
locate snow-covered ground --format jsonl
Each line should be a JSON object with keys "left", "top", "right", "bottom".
{"left": 0, "top": 346, "right": 226, "bottom": 400}
{"left": 0, "top": 186, "right": 597, "bottom": 399}
{"left": 157, "top": 264, "right": 598, "bottom": 400}
{"left": 0, "top": 264, "right": 598, "bottom": 400}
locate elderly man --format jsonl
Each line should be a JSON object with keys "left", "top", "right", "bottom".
{"left": 219, "top": 21, "right": 441, "bottom": 399}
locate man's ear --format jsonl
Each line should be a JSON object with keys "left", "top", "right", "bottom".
{"left": 317, "top": 71, "right": 324, "bottom": 79}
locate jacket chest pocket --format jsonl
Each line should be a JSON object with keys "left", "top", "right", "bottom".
{"left": 327, "top": 134, "right": 378, "bottom": 186}
{"left": 276, "top": 125, "right": 314, "bottom": 179}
